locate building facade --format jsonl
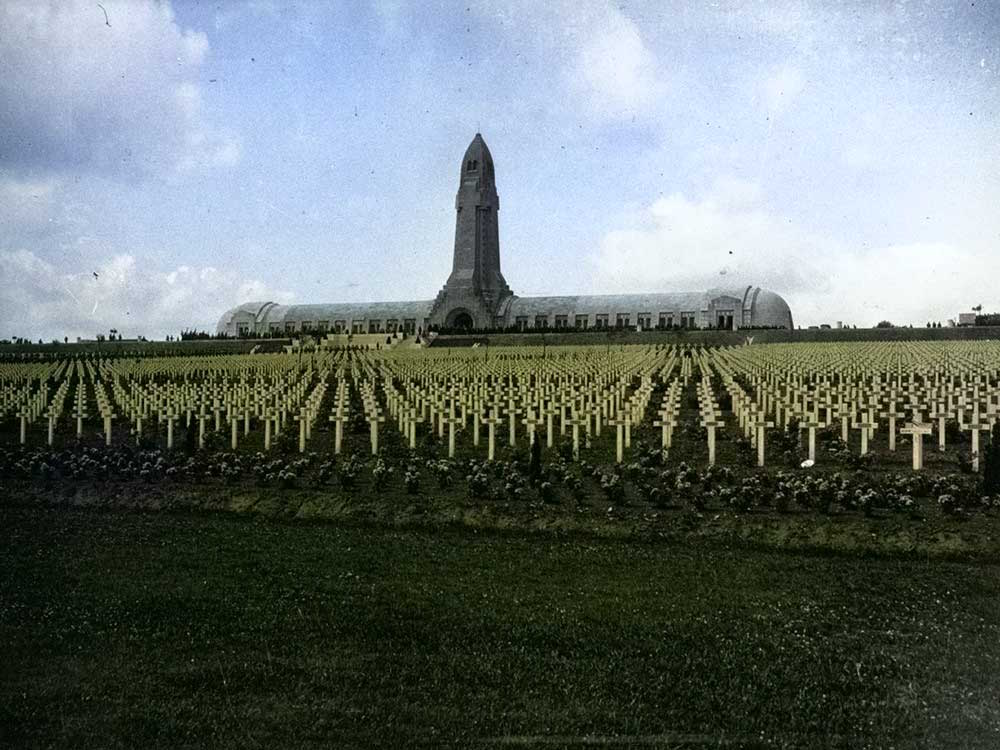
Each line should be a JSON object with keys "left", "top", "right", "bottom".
{"left": 217, "top": 134, "right": 793, "bottom": 337}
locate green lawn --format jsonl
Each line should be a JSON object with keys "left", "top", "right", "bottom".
{"left": 2, "top": 506, "right": 999, "bottom": 748}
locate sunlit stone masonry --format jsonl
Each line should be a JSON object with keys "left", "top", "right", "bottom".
{"left": 217, "top": 133, "right": 793, "bottom": 337}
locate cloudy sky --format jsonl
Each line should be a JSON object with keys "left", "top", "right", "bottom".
{"left": 1, "top": 0, "right": 998, "bottom": 340}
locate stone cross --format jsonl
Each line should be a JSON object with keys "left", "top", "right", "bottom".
{"left": 900, "top": 421, "right": 933, "bottom": 471}
{"left": 482, "top": 409, "right": 505, "bottom": 461}
{"left": 403, "top": 406, "right": 424, "bottom": 450}
{"left": 962, "top": 419, "right": 991, "bottom": 472}
{"left": 165, "top": 407, "right": 179, "bottom": 450}
{"left": 751, "top": 416, "right": 775, "bottom": 468}
{"left": 653, "top": 413, "right": 677, "bottom": 451}
{"left": 542, "top": 403, "right": 560, "bottom": 448}
{"left": 295, "top": 406, "right": 310, "bottom": 453}
{"left": 230, "top": 412, "right": 241, "bottom": 450}
{"left": 603, "top": 412, "right": 629, "bottom": 464}
{"left": 102, "top": 411, "right": 115, "bottom": 447}
{"left": 880, "top": 402, "right": 906, "bottom": 452}
{"left": 72, "top": 402, "right": 88, "bottom": 439}
{"left": 264, "top": 409, "right": 275, "bottom": 451}
{"left": 443, "top": 407, "right": 464, "bottom": 458}
{"left": 700, "top": 417, "right": 724, "bottom": 466}
{"left": 799, "top": 414, "right": 823, "bottom": 463}
{"left": 468, "top": 403, "right": 483, "bottom": 447}
{"left": 565, "top": 413, "right": 589, "bottom": 460}
{"left": 196, "top": 405, "right": 211, "bottom": 449}
{"left": 17, "top": 407, "right": 30, "bottom": 445}
{"left": 836, "top": 404, "right": 852, "bottom": 443}
{"left": 522, "top": 409, "right": 544, "bottom": 450}
{"left": 851, "top": 411, "right": 877, "bottom": 456}
{"left": 506, "top": 398, "right": 523, "bottom": 447}
{"left": 329, "top": 406, "right": 349, "bottom": 455}
{"left": 367, "top": 409, "right": 385, "bottom": 455}
{"left": 929, "top": 402, "right": 953, "bottom": 452}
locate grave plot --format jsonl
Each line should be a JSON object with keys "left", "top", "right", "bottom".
{"left": 2, "top": 341, "right": 1000, "bottom": 522}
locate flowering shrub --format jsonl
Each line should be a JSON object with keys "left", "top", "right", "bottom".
{"left": 558, "top": 438, "right": 575, "bottom": 462}
{"left": 503, "top": 465, "right": 527, "bottom": 500}
{"left": 645, "top": 485, "right": 667, "bottom": 508}
{"left": 937, "top": 493, "right": 960, "bottom": 515}
{"left": 774, "top": 490, "right": 789, "bottom": 513}
{"left": 956, "top": 450, "right": 974, "bottom": 475}
{"left": 404, "top": 464, "right": 421, "bottom": 495}
{"left": 372, "top": 457, "right": 392, "bottom": 489}
{"left": 731, "top": 476, "right": 763, "bottom": 512}
{"left": 466, "top": 462, "right": 490, "bottom": 498}
{"left": 599, "top": 472, "right": 624, "bottom": 504}
{"left": 701, "top": 465, "right": 734, "bottom": 490}
{"left": 432, "top": 460, "right": 454, "bottom": 489}
{"left": 316, "top": 459, "right": 336, "bottom": 485}
{"left": 539, "top": 481, "right": 556, "bottom": 503}
{"left": 338, "top": 454, "right": 362, "bottom": 490}
{"left": 855, "top": 488, "right": 877, "bottom": 516}
{"left": 897, "top": 493, "right": 917, "bottom": 516}
{"left": 633, "top": 443, "right": 664, "bottom": 469}
{"left": 845, "top": 451, "right": 876, "bottom": 470}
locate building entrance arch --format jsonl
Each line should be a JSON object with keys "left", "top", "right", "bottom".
{"left": 445, "top": 309, "right": 475, "bottom": 330}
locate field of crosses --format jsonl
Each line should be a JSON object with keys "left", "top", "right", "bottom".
{"left": 4, "top": 340, "right": 1000, "bottom": 519}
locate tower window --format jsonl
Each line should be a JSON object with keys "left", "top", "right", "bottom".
{"left": 466, "top": 159, "right": 478, "bottom": 171}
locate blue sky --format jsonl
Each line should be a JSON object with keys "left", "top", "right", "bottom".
{"left": 1, "top": 0, "right": 998, "bottom": 339}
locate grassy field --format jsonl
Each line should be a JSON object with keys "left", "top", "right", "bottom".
{"left": 2, "top": 505, "right": 999, "bottom": 748}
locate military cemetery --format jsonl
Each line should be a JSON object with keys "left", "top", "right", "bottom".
{"left": 3, "top": 3, "right": 999, "bottom": 747}
{"left": 5, "top": 338, "right": 1000, "bottom": 493}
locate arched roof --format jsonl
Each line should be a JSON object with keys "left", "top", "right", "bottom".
{"left": 215, "top": 301, "right": 279, "bottom": 333}
{"left": 505, "top": 286, "right": 792, "bottom": 328}
{"left": 749, "top": 288, "right": 794, "bottom": 329}
{"left": 260, "top": 301, "right": 433, "bottom": 323}
{"left": 508, "top": 293, "right": 706, "bottom": 317}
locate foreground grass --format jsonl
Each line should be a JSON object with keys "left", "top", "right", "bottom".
{"left": 2, "top": 507, "right": 999, "bottom": 748}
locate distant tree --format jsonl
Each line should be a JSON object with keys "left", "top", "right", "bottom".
{"left": 875, "top": 320, "right": 894, "bottom": 328}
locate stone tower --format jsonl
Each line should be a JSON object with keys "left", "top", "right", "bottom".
{"left": 428, "top": 133, "right": 513, "bottom": 329}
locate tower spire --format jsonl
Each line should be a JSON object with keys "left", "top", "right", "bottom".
{"left": 428, "top": 133, "right": 513, "bottom": 329}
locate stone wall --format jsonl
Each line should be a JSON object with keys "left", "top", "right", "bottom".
{"left": 430, "top": 327, "right": 1000, "bottom": 348}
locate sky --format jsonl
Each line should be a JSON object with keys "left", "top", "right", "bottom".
{"left": 1, "top": 0, "right": 998, "bottom": 340}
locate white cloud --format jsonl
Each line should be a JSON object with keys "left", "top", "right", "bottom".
{"left": 568, "top": 8, "right": 663, "bottom": 120}
{"left": 0, "top": 175, "right": 62, "bottom": 227}
{"left": 786, "top": 242, "right": 994, "bottom": 327}
{"left": 479, "top": 1, "right": 665, "bottom": 122}
{"left": 0, "top": 249, "right": 293, "bottom": 341}
{"left": 592, "top": 178, "right": 828, "bottom": 295}
{"left": 0, "top": 0, "right": 239, "bottom": 177}
{"left": 590, "top": 179, "right": 998, "bottom": 327}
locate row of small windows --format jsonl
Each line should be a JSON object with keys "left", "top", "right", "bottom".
{"left": 252, "top": 310, "right": 739, "bottom": 334}
{"left": 266, "top": 319, "right": 425, "bottom": 335}
{"left": 512, "top": 311, "right": 724, "bottom": 331}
